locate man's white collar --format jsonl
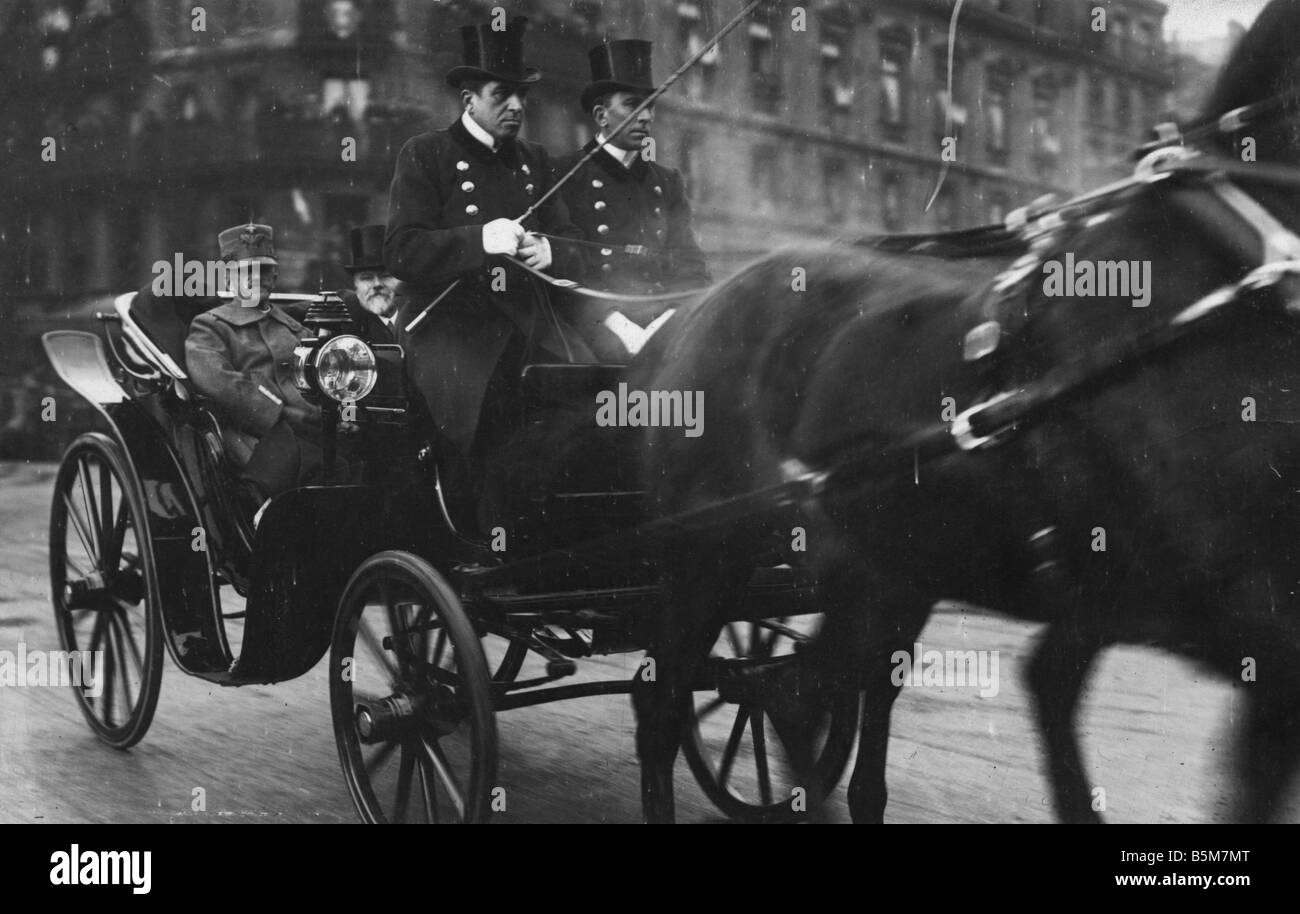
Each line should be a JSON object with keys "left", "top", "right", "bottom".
{"left": 596, "top": 133, "right": 638, "bottom": 168}
{"left": 462, "top": 111, "right": 497, "bottom": 151}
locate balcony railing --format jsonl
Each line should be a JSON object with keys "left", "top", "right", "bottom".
{"left": 10, "top": 111, "right": 430, "bottom": 187}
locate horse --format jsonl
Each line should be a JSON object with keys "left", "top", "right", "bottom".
{"left": 629, "top": 0, "right": 1300, "bottom": 824}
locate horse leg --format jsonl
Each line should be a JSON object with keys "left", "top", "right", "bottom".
{"left": 1194, "top": 614, "right": 1300, "bottom": 822}
{"left": 846, "top": 653, "right": 908, "bottom": 824}
{"left": 1026, "top": 617, "right": 1103, "bottom": 823}
{"left": 633, "top": 540, "right": 751, "bottom": 824}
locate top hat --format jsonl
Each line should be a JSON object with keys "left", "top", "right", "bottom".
{"left": 217, "top": 223, "right": 276, "bottom": 265}
{"left": 446, "top": 17, "right": 541, "bottom": 89}
{"left": 581, "top": 40, "right": 655, "bottom": 114}
{"left": 344, "top": 224, "right": 387, "bottom": 273}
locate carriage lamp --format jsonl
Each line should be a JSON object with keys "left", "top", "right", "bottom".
{"left": 291, "top": 292, "right": 379, "bottom": 403}
{"left": 293, "top": 334, "right": 379, "bottom": 403}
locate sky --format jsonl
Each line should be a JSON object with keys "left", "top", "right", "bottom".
{"left": 1160, "top": 0, "right": 1270, "bottom": 41}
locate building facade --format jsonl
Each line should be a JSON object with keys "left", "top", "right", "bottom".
{"left": 0, "top": 0, "right": 1173, "bottom": 427}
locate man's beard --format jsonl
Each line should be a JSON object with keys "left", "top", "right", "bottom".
{"left": 361, "top": 288, "right": 396, "bottom": 318}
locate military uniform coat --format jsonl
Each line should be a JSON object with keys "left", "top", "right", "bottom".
{"left": 385, "top": 117, "right": 594, "bottom": 458}
{"left": 185, "top": 301, "right": 320, "bottom": 472}
{"left": 552, "top": 141, "right": 709, "bottom": 324}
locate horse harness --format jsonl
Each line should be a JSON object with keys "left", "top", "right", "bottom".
{"left": 773, "top": 145, "right": 1300, "bottom": 519}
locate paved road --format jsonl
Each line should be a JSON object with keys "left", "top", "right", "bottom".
{"left": 1, "top": 461, "right": 1294, "bottom": 823}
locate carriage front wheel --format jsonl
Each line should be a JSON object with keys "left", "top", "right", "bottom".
{"left": 49, "top": 432, "right": 164, "bottom": 749}
{"left": 330, "top": 551, "right": 497, "bottom": 823}
{"left": 682, "top": 617, "right": 860, "bottom": 823}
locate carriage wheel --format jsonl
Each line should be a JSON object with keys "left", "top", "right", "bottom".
{"left": 331, "top": 551, "right": 497, "bottom": 823}
{"left": 49, "top": 433, "right": 164, "bottom": 749}
{"left": 682, "top": 617, "right": 859, "bottom": 823}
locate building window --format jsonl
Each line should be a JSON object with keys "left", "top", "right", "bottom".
{"left": 933, "top": 186, "right": 957, "bottom": 232}
{"left": 882, "top": 172, "right": 905, "bottom": 231}
{"left": 680, "top": 131, "right": 711, "bottom": 204}
{"left": 879, "top": 30, "right": 912, "bottom": 130}
{"left": 232, "top": 0, "right": 268, "bottom": 31}
{"left": 823, "top": 158, "right": 848, "bottom": 223}
{"left": 932, "top": 52, "right": 967, "bottom": 140}
{"left": 751, "top": 147, "right": 780, "bottom": 216}
{"left": 1087, "top": 74, "right": 1106, "bottom": 124}
{"left": 749, "top": 21, "right": 781, "bottom": 111}
{"left": 677, "top": 1, "right": 719, "bottom": 103}
{"left": 1031, "top": 74, "right": 1062, "bottom": 177}
{"left": 985, "top": 68, "right": 1012, "bottom": 161}
{"left": 1141, "top": 88, "right": 1162, "bottom": 130}
{"left": 1112, "top": 13, "right": 1129, "bottom": 56}
{"left": 820, "top": 23, "right": 853, "bottom": 119}
{"left": 1115, "top": 85, "right": 1133, "bottom": 130}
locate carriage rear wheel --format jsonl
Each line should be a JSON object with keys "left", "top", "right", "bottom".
{"left": 49, "top": 433, "right": 164, "bottom": 749}
{"left": 682, "top": 617, "right": 860, "bottom": 823}
{"left": 331, "top": 551, "right": 497, "bottom": 823}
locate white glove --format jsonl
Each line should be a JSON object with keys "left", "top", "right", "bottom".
{"left": 519, "top": 233, "right": 552, "bottom": 271}
{"left": 483, "top": 218, "right": 525, "bottom": 256}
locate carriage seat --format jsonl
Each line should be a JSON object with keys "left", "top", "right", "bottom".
{"left": 114, "top": 286, "right": 221, "bottom": 394}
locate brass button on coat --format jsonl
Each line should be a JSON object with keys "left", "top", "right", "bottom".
{"left": 466, "top": 204, "right": 480, "bottom": 216}
{"left": 462, "top": 181, "right": 475, "bottom": 192}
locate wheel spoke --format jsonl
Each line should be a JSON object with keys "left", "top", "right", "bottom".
{"left": 108, "top": 613, "right": 135, "bottom": 713}
{"left": 356, "top": 616, "right": 400, "bottom": 686}
{"left": 751, "top": 709, "right": 772, "bottom": 805}
{"left": 421, "top": 734, "right": 466, "bottom": 820}
{"left": 100, "top": 620, "right": 117, "bottom": 728}
{"left": 64, "top": 553, "right": 90, "bottom": 581}
{"left": 717, "top": 705, "right": 750, "bottom": 789}
{"left": 98, "top": 461, "right": 113, "bottom": 557}
{"left": 88, "top": 610, "right": 109, "bottom": 654}
{"left": 77, "top": 459, "right": 102, "bottom": 560}
{"left": 430, "top": 627, "right": 448, "bottom": 673}
{"left": 106, "top": 498, "right": 129, "bottom": 572}
{"left": 694, "top": 694, "right": 726, "bottom": 722}
{"left": 417, "top": 751, "right": 439, "bottom": 824}
{"left": 724, "top": 624, "right": 743, "bottom": 657}
{"left": 393, "top": 742, "right": 416, "bottom": 823}
{"left": 363, "top": 739, "right": 398, "bottom": 778}
{"left": 62, "top": 492, "right": 99, "bottom": 566}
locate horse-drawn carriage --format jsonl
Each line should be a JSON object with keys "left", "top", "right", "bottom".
{"left": 40, "top": 281, "right": 860, "bottom": 823}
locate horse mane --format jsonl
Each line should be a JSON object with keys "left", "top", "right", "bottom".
{"left": 1198, "top": 0, "right": 1300, "bottom": 153}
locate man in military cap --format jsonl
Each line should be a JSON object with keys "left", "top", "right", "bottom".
{"left": 385, "top": 16, "right": 592, "bottom": 478}
{"left": 339, "top": 223, "right": 401, "bottom": 344}
{"left": 185, "top": 223, "right": 338, "bottom": 519}
{"left": 553, "top": 39, "right": 710, "bottom": 361}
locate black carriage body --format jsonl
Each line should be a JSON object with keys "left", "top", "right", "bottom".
{"left": 44, "top": 323, "right": 473, "bottom": 686}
